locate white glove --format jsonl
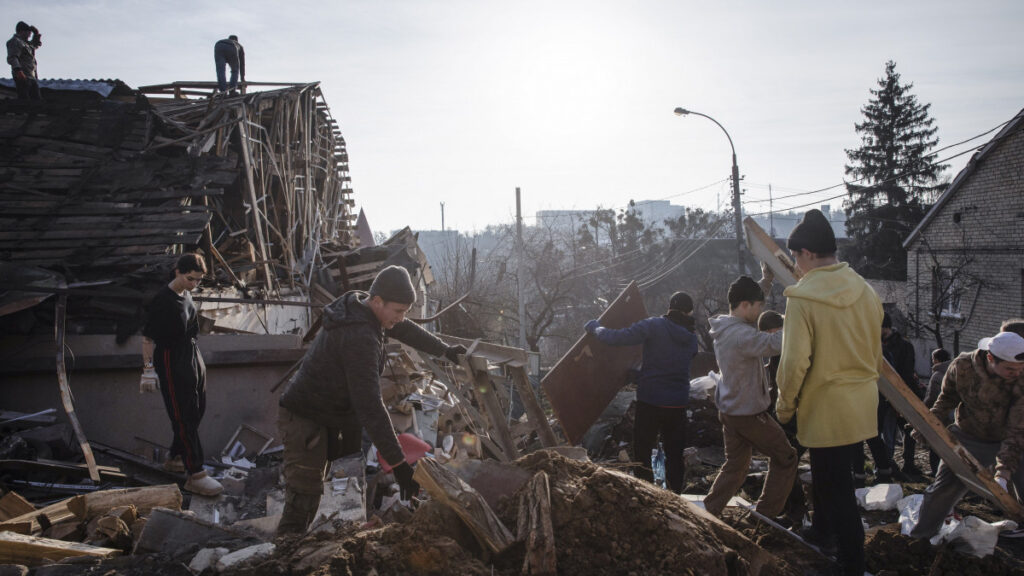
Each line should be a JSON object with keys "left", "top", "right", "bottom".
{"left": 996, "top": 476, "right": 1009, "bottom": 491}
{"left": 140, "top": 366, "right": 159, "bottom": 393}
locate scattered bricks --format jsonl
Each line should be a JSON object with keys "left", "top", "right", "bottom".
{"left": 188, "top": 547, "right": 228, "bottom": 573}
{"left": 214, "top": 542, "right": 275, "bottom": 572}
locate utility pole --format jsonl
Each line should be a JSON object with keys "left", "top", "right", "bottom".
{"left": 730, "top": 155, "right": 744, "bottom": 275}
{"left": 768, "top": 184, "right": 775, "bottom": 237}
{"left": 440, "top": 202, "right": 445, "bottom": 232}
{"left": 515, "top": 188, "right": 527, "bottom": 350}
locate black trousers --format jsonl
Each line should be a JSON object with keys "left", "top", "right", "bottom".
{"left": 633, "top": 401, "right": 688, "bottom": 493}
{"left": 14, "top": 75, "right": 41, "bottom": 100}
{"left": 810, "top": 444, "right": 865, "bottom": 576}
{"left": 155, "top": 344, "right": 207, "bottom": 474}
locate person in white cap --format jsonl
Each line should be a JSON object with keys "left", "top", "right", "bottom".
{"left": 909, "top": 330, "right": 1024, "bottom": 538}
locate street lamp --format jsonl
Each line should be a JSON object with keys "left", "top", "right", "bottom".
{"left": 673, "top": 107, "right": 745, "bottom": 275}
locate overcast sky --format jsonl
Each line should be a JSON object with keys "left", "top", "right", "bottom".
{"left": 10, "top": 0, "right": 1024, "bottom": 234}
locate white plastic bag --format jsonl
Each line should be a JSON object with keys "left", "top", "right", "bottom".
{"left": 855, "top": 483, "right": 903, "bottom": 510}
{"left": 933, "top": 515, "right": 1018, "bottom": 557}
{"left": 689, "top": 371, "right": 721, "bottom": 400}
{"left": 897, "top": 493, "right": 923, "bottom": 535}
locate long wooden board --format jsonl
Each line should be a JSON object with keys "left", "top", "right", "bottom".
{"left": 743, "top": 216, "right": 1023, "bottom": 519}
{"left": 540, "top": 282, "right": 647, "bottom": 445}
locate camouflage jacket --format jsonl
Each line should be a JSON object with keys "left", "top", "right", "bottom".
{"left": 6, "top": 34, "right": 37, "bottom": 77}
{"left": 931, "top": 349, "right": 1024, "bottom": 475}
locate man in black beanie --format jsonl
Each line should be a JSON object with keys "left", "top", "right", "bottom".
{"left": 276, "top": 265, "right": 467, "bottom": 534}
{"left": 776, "top": 209, "right": 884, "bottom": 575}
{"left": 584, "top": 291, "right": 698, "bottom": 493}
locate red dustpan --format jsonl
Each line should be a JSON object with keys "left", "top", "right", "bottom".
{"left": 378, "top": 433, "right": 432, "bottom": 473}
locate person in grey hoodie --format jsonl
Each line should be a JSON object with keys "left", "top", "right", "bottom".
{"left": 702, "top": 271, "right": 798, "bottom": 518}
{"left": 277, "top": 266, "right": 466, "bottom": 534}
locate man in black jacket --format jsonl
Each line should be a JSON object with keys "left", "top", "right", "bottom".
{"left": 882, "top": 313, "right": 921, "bottom": 475}
{"left": 277, "top": 265, "right": 465, "bottom": 534}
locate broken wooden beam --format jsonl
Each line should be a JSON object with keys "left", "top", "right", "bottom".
{"left": 54, "top": 294, "right": 100, "bottom": 483}
{"left": 508, "top": 363, "right": 559, "bottom": 448}
{"left": 67, "top": 484, "right": 182, "bottom": 521}
{"left": 0, "top": 531, "right": 120, "bottom": 566}
{"left": 413, "top": 457, "right": 514, "bottom": 555}
{"left": 0, "top": 497, "right": 75, "bottom": 535}
{"left": 0, "top": 493, "right": 34, "bottom": 522}
{"left": 517, "top": 471, "right": 556, "bottom": 576}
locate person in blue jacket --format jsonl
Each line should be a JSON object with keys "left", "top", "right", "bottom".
{"left": 585, "top": 292, "right": 698, "bottom": 493}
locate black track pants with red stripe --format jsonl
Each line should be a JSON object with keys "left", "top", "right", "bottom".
{"left": 154, "top": 343, "right": 207, "bottom": 474}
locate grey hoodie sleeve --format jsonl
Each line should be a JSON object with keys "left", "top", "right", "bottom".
{"left": 340, "top": 325, "right": 405, "bottom": 467}
{"left": 737, "top": 324, "right": 783, "bottom": 357}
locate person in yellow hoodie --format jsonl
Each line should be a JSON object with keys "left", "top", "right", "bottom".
{"left": 776, "top": 209, "right": 883, "bottom": 576}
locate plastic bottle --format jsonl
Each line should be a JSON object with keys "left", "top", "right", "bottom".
{"left": 651, "top": 442, "right": 666, "bottom": 488}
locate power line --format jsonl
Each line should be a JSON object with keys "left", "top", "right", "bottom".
{"left": 744, "top": 144, "right": 986, "bottom": 217}
{"left": 741, "top": 118, "right": 1012, "bottom": 206}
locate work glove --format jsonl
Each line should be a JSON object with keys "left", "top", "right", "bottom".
{"left": 140, "top": 365, "right": 159, "bottom": 393}
{"left": 996, "top": 476, "right": 1008, "bottom": 492}
{"left": 760, "top": 261, "right": 774, "bottom": 285}
{"left": 393, "top": 461, "right": 420, "bottom": 500}
{"left": 443, "top": 344, "right": 466, "bottom": 364}
{"left": 14, "top": 69, "right": 26, "bottom": 81}
{"left": 584, "top": 319, "right": 600, "bottom": 334}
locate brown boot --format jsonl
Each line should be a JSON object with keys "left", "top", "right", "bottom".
{"left": 277, "top": 491, "right": 322, "bottom": 535}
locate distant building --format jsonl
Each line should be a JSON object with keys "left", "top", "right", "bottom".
{"left": 747, "top": 204, "right": 847, "bottom": 240}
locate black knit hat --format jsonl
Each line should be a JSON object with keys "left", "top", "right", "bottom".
{"left": 16, "top": 21, "right": 30, "bottom": 33}
{"left": 728, "top": 275, "right": 764, "bottom": 309}
{"left": 787, "top": 209, "right": 837, "bottom": 255}
{"left": 369, "top": 265, "right": 416, "bottom": 304}
{"left": 668, "top": 292, "right": 693, "bottom": 313}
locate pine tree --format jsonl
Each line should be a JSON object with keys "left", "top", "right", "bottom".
{"left": 843, "top": 60, "right": 947, "bottom": 279}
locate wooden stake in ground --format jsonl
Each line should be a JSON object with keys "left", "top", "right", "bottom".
{"left": 744, "top": 216, "right": 1024, "bottom": 520}
{"left": 517, "top": 471, "right": 556, "bottom": 576}
{"left": 413, "top": 457, "right": 514, "bottom": 555}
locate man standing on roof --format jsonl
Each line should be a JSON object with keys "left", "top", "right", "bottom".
{"left": 909, "top": 330, "right": 1024, "bottom": 539}
{"left": 702, "top": 272, "right": 797, "bottom": 520}
{"left": 214, "top": 35, "right": 245, "bottom": 96}
{"left": 776, "top": 209, "right": 884, "bottom": 576}
{"left": 584, "top": 291, "right": 698, "bottom": 494}
{"left": 276, "top": 265, "right": 467, "bottom": 534}
{"left": 6, "top": 21, "right": 42, "bottom": 101}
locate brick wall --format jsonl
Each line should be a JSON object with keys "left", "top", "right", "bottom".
{"left": 904, "top": 123, "right": 1024, "bottom": 355}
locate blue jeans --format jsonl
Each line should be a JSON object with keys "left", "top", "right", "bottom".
{"left": 214, "top": 42, "right": 239, "bottom": 92}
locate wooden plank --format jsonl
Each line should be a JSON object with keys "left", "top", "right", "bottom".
{"left": 509, "top": 364, "right": 559, "bottom": 448}
{"left": 413, "top": 457, "right": 514, "bottom": 555}
{"left": 743, "top": 217, "right": 1024, "bottom": 520}
{"left": 439, "top": 333, "right": 531, "bottom": 365}
{"left": 54, "top": 295, "right": 100, "bottom": 483}
{"left": 0, "top": 498, "right": 75, "bottom": 535}
{"left": 0, "top": 531, "right": 120, "bottom": 566}
{"left": 540, "top": 282, "right": 647, "bottom": 445}
{"left": 0, "top": 493, "right": 35, "bottom": 521}
{"left": 67, "top": 485, "right": 182, "bottom": 520}
{"left": 460, "top": 351, "right": 518, "bottom": 461}
{"left": 517, "top": 471, "right": 556, "bottom": 576}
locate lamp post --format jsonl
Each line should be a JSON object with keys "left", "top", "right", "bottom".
{"left": 673, "top": 107, "right": 745, "bottom": 275}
